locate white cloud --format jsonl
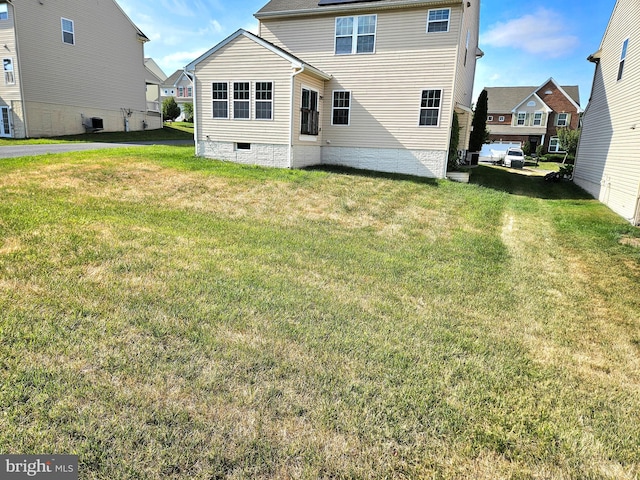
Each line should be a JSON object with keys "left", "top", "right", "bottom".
{"left": 482, "top": 9, "right": 579, "bottom": 58}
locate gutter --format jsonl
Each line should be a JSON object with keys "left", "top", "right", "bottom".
{"left": 185, "top": 67, "right": 198, "bottom": 156}
{"left": 256, "top": 0, "right": 457, "bottom": 19}
{"left": 289, "top": 65, "right": 306, "bottom": 169}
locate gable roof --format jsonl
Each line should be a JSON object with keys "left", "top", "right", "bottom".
{"left": 256, "top": 0, "right": 459, "bottom": 18}
{"left": 112, "top": 0, "right": 149, "bottom": 41}
{"left": 185, "top": 29, "right": 331, "bottom": 80}
{"left": 164, "top": 70, "right": 185, "bottom": 87}
{"left": 485, "top": 79, "right": 581, "bottom": 113}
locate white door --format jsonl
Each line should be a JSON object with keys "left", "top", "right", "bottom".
{"left": 0, "top": 106, "right": 11, "bottom": 137}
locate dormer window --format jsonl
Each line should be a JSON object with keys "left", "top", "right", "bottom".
{"left": 335, "top": 15, "right": 376, "bottom": 55}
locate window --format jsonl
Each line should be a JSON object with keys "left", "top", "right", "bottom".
{"left": 212, "top": 82, "right": 228, "bottom": 119}
{"left": 499, "top": 116, "right": 505, "bottom": 122}
{"left": 0, "top": 4, "right": 8, "bottom": 21}
{"left": 419, "top": 89, "right": 442, "bottom": 126}
{"left": 187, "top": 86, "right": 192, "bottom": 97}
{"left": 332, "top": 91, "right": 350, "bottom": 125}
{"left": 516, "top": 112, "right": 526, "bottom": 126}
{"left": 178, "top": 87, "right": 184, "bottom": 97}
{"left": 3, "top": 58, "right": 14, "bottom": 85}
{"left": 427, "top": 9, "right": 450, "bottom": 33}
{"left": 255, "top": 82, "right": 273, "bottom": 120}
{"left": 335, "top": 15, "right": 376, "bottom": 55}
{"left": 618, "top": 38, "right": 629, "bottom": 81}
{"left": 61, "top": 18, "right": 74, "bottom": 45}
{"left": 235, "top": 143, "right": 251, "bottom": 150}
{"left": 556, "top": 112, "right": 569, "bottom": 127}
{"left": 233, "top": 82, "right": 250, "bottom": 119}
{"left": 549, "top": 137, "right": 562, "bottom": 153}
{"left": 301, "top": 87, "right": 319, "bottom": 135}
{"left": 533, "top": 112, "right": 543, "bottom": 126}
{"left": 487, "top": 115, "right": 493, "bottom": 121}
{"left": 464, "top": 30, "right": 470, "bottom": 66}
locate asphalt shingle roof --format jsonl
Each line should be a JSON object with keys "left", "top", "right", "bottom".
{"left": 485, "top": 85, "right": 580, "bottom": 113}
{"left": 256, "top": 0, "right": 454, "bottom": 16}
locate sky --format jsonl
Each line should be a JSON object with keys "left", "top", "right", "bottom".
{"left": 119, "top": 0, "right": 616, "bottom": 108}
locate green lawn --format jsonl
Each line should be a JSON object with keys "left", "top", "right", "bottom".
{"left": 1, "top": 150, "right": 639, "bottom": 479}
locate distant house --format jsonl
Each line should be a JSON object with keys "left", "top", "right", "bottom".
{"left": 144, "top": 58, "right": 167, "bottom": 118}
{"left": 0, "top": 0, "right": 161, "bottom": 138}
{"left": 186, "top": 0, "right": 482, "bottom": 178}
{"left": 161, "top": 70, "right": 194, "bottom": 121}
{"left": 573, "top": 0, "right": 640, "bottom": 225}
{"left": 484, "top": 79, "right": 581, "bottom": 154}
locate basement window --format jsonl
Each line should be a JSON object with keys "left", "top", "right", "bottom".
{"left": 235, "top": 143, "right": 251, "bottom": 150}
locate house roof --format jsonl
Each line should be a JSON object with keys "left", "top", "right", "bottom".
{"left": 164, "top": 70, "right": 185, "bottom": 87}
{"left": 185, "top": 29, "right": 331, "bottom": 80}
{"left": 255, "top": 0, "right": 458, "bottom": 18}
{"left": 112, "top": 0, "right": 149, "bottom": 41}
{"left": 145, "top": 66, "right": 164, "bottom": 85}
{"left": 485, "top": 82, "right": 581, "bottom": 114}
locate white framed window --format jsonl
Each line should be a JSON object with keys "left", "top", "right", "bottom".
{"left": 556, "top": 112, "right": 569, "bottom": 127}
{"left": 178, "top": 87, "right": 184, "bottom": 97}
{"left": 3, "top": 58, "right": 14, "bottom": 85}
{"left": 335, "top": 15, "right": 376, "bottom": 55}
{"left": 233, "top": 82, "right": 250, "bottom": 119}
{"left": 499, "top": 116, "right": 505, "bottom": 122}
{"left": 427, "top": 8, "right": 450, "bottom": 33}
{"left": 332, "top": 90, "right": 351, "bottom": 126}
{"left": 516, "top": 112, "right": 526, "bottom": 126}
{"left": 61, "top": 18, "right": 75, "bottom": 45}
{"left": 487, "top": 115, "right": 493, "bottom": 121}
{"left": 419, "top": 89, "right": 442, "bottom": 126}
{"left": 0, "top": 4, "right": 8, "bottom": 21}
{"left": 533, "top": 112, "right": 543, "bottom": 126}
{"left": 212, "top": 82, "right": 228, "bottom": 119}
{"left": 301, "top": 87, "right": 319, "bottom": 135}
{"left": 187, "top": 86, "right": 192, "bottom": 97}
{"left": 255, "top": 81, "right": 273, "bottom": 120}
{"left": 618, "top": 38, "right": 629, "bottom": 81}
{"left": 549, "top": 136, "right": 563, "bottom": 153}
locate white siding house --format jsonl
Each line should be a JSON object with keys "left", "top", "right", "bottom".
{"left": 187, "top": 0, "right": 482, "bottom": 178}
{"left": 573, "top": 0, "right": 640, "bottom": 224}
{"left": 0, "top": 0, "right": 160, "bottom": 138}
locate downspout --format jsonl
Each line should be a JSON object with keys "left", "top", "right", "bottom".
{"left": 289, "top": 65, "right": 306, "bottom": 169}
{"left": 9, "top": 0, "right": 29, "bottom": 138}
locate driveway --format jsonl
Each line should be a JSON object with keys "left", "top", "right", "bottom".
{"left": 0, "top": 140, "right": 193, "bottom": 159}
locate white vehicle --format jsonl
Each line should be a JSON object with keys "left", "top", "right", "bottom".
{"left": 503, "top": 148, "right": 525, "bottom": 168}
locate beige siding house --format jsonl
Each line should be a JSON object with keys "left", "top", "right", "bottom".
{"left": 0, "top": 0, "right": 161, "bottom": 138}
{"left": 187, "top": 0, "right": 482, "bottom": 178}
{"left": 573, "top": 0, "right": 640, "bottom": 224}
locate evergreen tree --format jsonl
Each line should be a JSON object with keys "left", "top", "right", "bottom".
{"left": 469, "top": 89, "right": 489, "bottom": 152}
{"left": 162, "top": 97, "right": 181, "bottom": 122}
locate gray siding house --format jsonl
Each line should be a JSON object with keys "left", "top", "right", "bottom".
{"left": 573, "top": 0, "right": 640, "bottom": 224}
{"left": 0, "top": 0, "right": 160, "bottom": 138}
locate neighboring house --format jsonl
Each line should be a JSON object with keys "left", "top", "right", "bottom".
{"left": 0, "top": 0, "right": 160, "bottom": 138}
{"left": 144, "top": 58, "right": 166, "bottom": 121}
{"left": 161, "top": 70, "right": 194, "bottom": 121}
{"left": 574, "top": 0, "right": 640, "bottom": 225}
{"left": 186, "top": 0, "right": 482, "bottom": 178}
{"left": 484, "top": 79, "right": 581, "bottom": 154}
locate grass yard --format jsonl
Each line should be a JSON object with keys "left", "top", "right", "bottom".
{"left": 1, "top": 148, "right": 639, "bottom": 479}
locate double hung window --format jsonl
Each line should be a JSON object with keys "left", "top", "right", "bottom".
{"left": 332, "top": 91, "right": 350, "bottom": 125}
{"left": 556, "top": 112, "right": 569, "bottom": 127}
{"left": 212, "top": 82, "right": 228, "bottom": 119}
{"left": 618, "top": 38, "right": 629, "bottom": 81}
{"left": 301, "top": 88, "right": 319, "bottom": 135}
{"left": 0, "top": 4, "right": 8, "bottom": 21}
{"left": 335, "top": 15, "right": 376, "bottom": 55}
{"left": 255, "top": 82, "right": 273, "bottom": 120}
{"left": 3, "top": 58, "right": 14, "bottom": 85}
{"left": 233, "top": 82, "right": 250, "bottom": 119}
{"left": 62, "top": 18, "right": 75, "bottom": 45}
{"left": 419, "top": 89, "right": 442, "bottom": 126}
{"left": 427, "top": 9, "right": 450, "bottom": 33}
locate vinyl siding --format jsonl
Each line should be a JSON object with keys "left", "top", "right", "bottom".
{"left": 574, "top": 0, "right": 640, "bottom": 223}
{"left": 452, "top": 2, "right": 480, "bottom": 110}
{"left": 0, "top": 4, "right": 20, "bottom": 104}
{"left": 194, "top": 35, "right": 294, "bottom": 146}
{"left": 15, "top": 0, "right": 147, "bottom": 113}
{"left": 259, "top": 4, "right": 464, "bottom": 151}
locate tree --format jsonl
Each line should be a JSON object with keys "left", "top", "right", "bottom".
{"left": 469, "top": 89, "right": 489, "bottom": 152}
{"left": 183, "top": 103, "right": 194, "bottom": 123}
{"left": 447, "top": 111, "right": 461, "bottom": 171}
{"left": 557, "top": 127, "right": 581, "bottom": 163}
{"left": 162, "top": 97, "right": 181, "bottom": 122}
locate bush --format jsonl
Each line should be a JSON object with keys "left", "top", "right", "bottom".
{"left": 183, "top": 103, "right": 194, "bottom": 123}
{"left": 162, "top": 97, "right": 181, "bottom": 122}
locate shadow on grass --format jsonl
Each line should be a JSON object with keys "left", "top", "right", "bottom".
{"left": 306, "top": 165, "right": 440, "bottom": 186}
{"left": 471, "top": 165, "right": 592, "bottom": 200}
{"left": 48, "top": 126, "right": 193, "bottom": 144}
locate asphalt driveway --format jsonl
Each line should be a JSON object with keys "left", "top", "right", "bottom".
{"left": 0, "top": 140, "right": 193, "bottom": 158}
